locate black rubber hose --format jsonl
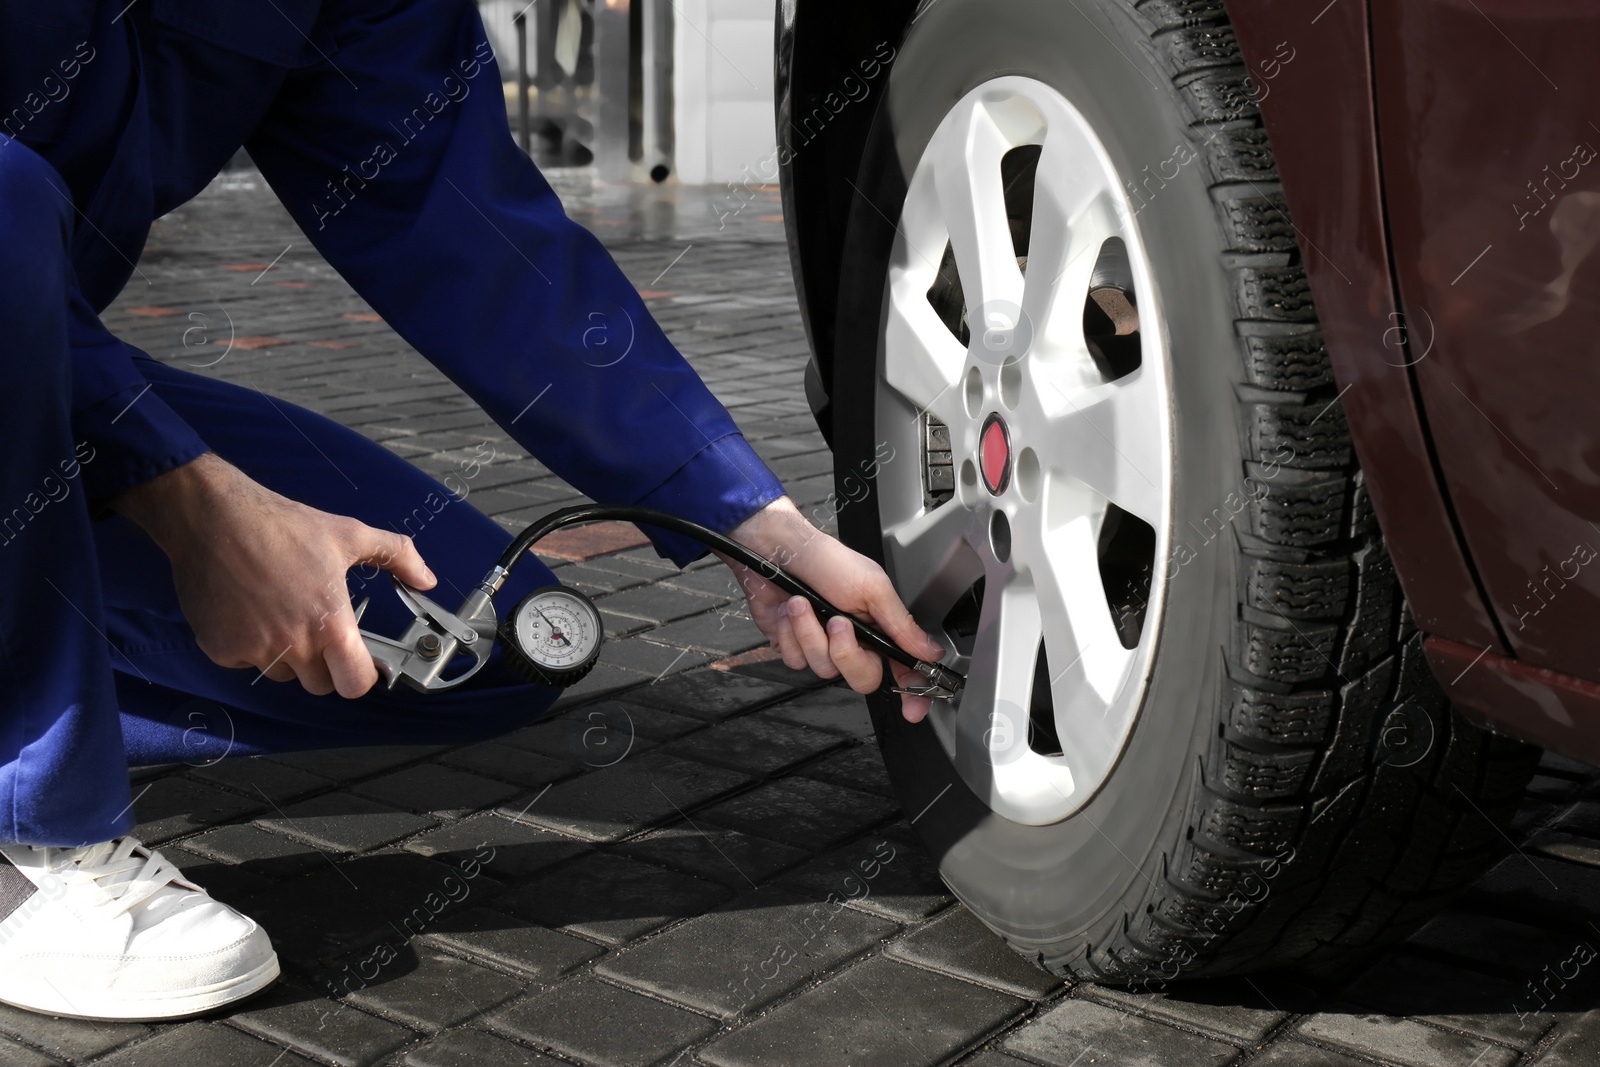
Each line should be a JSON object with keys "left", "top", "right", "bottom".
{"left": 494, "top": 504, "right": 964, "bottom": 692}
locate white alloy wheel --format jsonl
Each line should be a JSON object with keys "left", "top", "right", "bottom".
{"left": 874, "top": 76, "right": 1174, "bottom": 825}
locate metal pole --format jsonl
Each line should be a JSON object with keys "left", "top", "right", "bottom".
{"left": 514, "top": 11, "right": 532, "bottom": 155}
{"left": 594, "top": 0, "right": 632, "bottom": 180}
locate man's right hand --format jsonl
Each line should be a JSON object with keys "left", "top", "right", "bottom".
{"left": 111, "top": 452, "right": 435, "bottom": 698}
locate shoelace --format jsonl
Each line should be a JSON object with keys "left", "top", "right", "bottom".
{"left": 37, "top": 837, "right": 185, "bottom": 917}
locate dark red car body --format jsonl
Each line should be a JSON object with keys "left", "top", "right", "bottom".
{"left": 777, "top": 0, "right": 1600, "bottom": 766}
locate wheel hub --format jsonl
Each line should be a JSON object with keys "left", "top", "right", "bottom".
{"left": 979, "top": 414, "right": 1012, "bottom": 495}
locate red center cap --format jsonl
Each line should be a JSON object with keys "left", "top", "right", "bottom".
{"left": 980, "top": 414, "right": 1011, "bottom": 495}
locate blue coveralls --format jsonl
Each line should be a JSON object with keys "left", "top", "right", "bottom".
{"left": 0, "top": 0, "right": 785, "bottom": 846}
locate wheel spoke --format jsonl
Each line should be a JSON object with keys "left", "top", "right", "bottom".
{"left": 1032, "top": 364, "right": 1166, "bottom": 527}
{"left": 933, "top": 99, "right": 1024, "bottom": 314}
{"left": 953, "top": 573, "right": 1041, "bottom": 774}
{"left": 884, "top": 280, "right": 968, "bottom": 423}
{"left": 1028, "top": 511, "right": 1135, "bottom": 708}
{"left": 884, "top": 500, "right": 982, "bottom": 619}
{"left": 1023, "top": 182, "right": 1121, "bottom": 377}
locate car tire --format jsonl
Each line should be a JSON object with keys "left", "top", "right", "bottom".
{"left": 824, "top": 0, "right": 1540, "bottom": 981}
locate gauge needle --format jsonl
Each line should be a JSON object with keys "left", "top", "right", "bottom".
{"left": 535, "top": 606, "right": 569, "bottom": 645}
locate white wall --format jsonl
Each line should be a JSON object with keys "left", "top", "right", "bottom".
{"left": 672, "top": 0, "right": 777, "bottom": 185}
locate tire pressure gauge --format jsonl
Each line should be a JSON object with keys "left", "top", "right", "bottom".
{"left": 360, "top": 504, "right": 963, "bottom": 699}
{"left": 500, "top": 585, "right": 604, "bottom": 687}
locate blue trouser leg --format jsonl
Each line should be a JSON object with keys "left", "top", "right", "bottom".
{"left": 0, "top": 138, "right": 136, "bottom": 846}
{"left": 102, "top": 360, "right": 563, "bottom": 765}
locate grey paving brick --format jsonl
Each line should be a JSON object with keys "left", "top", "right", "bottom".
{"left": 248, "top": 851, "right": 500, "bottom": 964}
{"left": 163, "top": 845, "right": 279, "bottom": 906}
{"left": 419, "top": 907, "right": 604, "bottom": 979}
{"left": 130, "top": 777, "right": 266, "bottom": 845}
{"left": 486, "top": 977, "right": 718, "bottom": 1067}
{"left": 701, "top": 777, "right": 901, "bottom": 853}
{"left": 1083, "top": 975, "right": 1302, "bottom": 1044}
{"left": 1243, "top": 1043, "right": 1375, "bottom": 1067}
{"left": 952, "top": 1052, "right": 1036, "bottom": 1067}
{"left": 1343, "top": 952, "right": 1553, "bottom": 1046}
{"left": 659, "top": 565, "right": 743, "bottom": 599}
{"left": 434, "top": 743, "right": 577, "bottom": 789}
{"left": 1405, "top": 909, "right": 1576, "bottom": 973}
{"left": 257, "top": 791, "right": 438, "bottom": 853}
{"left": 345, "top": 950, "right": 524, "bottom": 1032}
{"left": 547, "top": 662, "right": 651, "bottom": 707}
{"left": 1526, "top": 829, "right": 1600, "bottom": 868}
{"left": 93, "top": 1024, "right": 320, "bottom": 1066}
{"left": 1528, "top": 775, "right": 1581, "bottom": 802}
{"left": 598, "top": 609, "right": 656, "bottom": 639}
{"left": 1295, "top": 1008, "right": 1516, "bottom": 1067}
{"left": 600, "top": 636, "right": 716, "bottom": 677}
{"left": 618, "top": 822, "right": 810, "bottom": 889}
{"left": 187, "top": 756, "right": 336, "bottom": 803}
{"left": 723, "top": 655, "right": 832, "bottom": 690}
{"left": 501, "top": 707, "right": 657, "bottom": 766}
{"left": 0, "top": 1004, "right": 147, "bottom": 1063}
{"left": 889, "top": 908, "right": 1063, "bottom": 1001}
{"left": 227, "top": 985, "right": 415, "bottom": 1067}
{"left": 1535, "top": 1009, "right": 1600, "bottom": 1066}
{"left": 399, "top": 1028, "right": 565, "bottom": 1066}
{"left": 663, "top": 714, "right": 845, "bottom": 778}
{"left": 618, "top": 670, "right": 791, "bottom": 725}
{"left": 572, "top": 699, "right": 706, "bottom": 741}
{"left": 547, "top": 561, "right": 652, "bottom": 595}
{"left": 182, "top": 823, "right": 327, "bottom": 880}
{"left": 1005, "top": 997, "right": 1238, "bottom": 1067}
{"left": 635, "top": 612, "right": 769, "bottom": 657}
{"left": 1465, "top": 854, "right": 1600, "bottom": 923}
{"left": 497, "top": 850, "right": 729, "bottom": 945}
{"left": 597, "top": 584, "right": 723, "bottom": 623}
{"left": 595, "top": 886, "right": 898, "bottom": 1016}
{"left": 799, "top": 743, "right": 897, "bottom": 798}
{"left": 778, "top": 827, "right": 952, "bottom": 923}
{"left": 762, "top": 684, "right": 876, "bottom": 740}
{"left": 583, "top": 554, "right": 681, "bottom": 581}
{"left": 264, "top": 745, "right": 444, "bottom": 781}
{"left": 700, "top": 955, "right": 1021, "bottom": 1067}
{"left": 0, "top": 1035, "right": 64, "bottom": 1066}
{"left": 404, "top": 813, "right": 589, "bottom": 879}
{"left": 509, "top": 750, "right": 753, "bottom": 843}
{"left": 350, "top": 763, "right": 523, "bottom": 818}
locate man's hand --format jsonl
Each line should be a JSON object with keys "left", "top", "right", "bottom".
{"left": 112, "top": 453, "right": 435, "bottom": 698}
{"left": 719, "top": 497, "right": 946, "bottom": 723}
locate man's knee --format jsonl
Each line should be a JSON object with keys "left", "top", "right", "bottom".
{"left": 0, "top": 136, "right": 72, "bottom": 291}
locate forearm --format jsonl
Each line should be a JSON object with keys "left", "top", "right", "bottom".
{"left": 107, "top": 451, "right": 240, "bottom": 555}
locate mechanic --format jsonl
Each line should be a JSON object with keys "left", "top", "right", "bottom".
{"left": 0, "top": 0, "right": 943, "bottom": 1021}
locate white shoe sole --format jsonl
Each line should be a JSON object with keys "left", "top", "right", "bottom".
{"left": 0, "top": 952, "right": 280, "bottom": 1021}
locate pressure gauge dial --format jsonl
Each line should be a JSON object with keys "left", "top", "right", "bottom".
{"left": 500, "top": 585, "right": 604, "bottom": 687}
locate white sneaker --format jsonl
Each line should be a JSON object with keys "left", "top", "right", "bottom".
{"left": 0, "top": 837, "right": 279, "bottom": 1020}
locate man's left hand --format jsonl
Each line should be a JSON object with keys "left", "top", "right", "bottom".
{"left": 718, "top": 497, "right": 946, "bottom": 723}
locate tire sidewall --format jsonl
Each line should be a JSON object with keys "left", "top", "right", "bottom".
{"left": 832, "top": 0, "right": 1249, "bottom": 962}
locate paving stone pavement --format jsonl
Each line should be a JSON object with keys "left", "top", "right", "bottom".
{"left": 16, "top": 167, "right": 1600, "bottom": 1065}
